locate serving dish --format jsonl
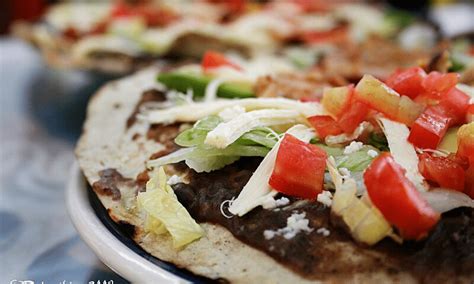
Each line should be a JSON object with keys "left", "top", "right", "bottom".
{"left": 66, "top": 162, "right": 209, "bottom": 283}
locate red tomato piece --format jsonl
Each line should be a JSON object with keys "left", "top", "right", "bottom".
{"left": 408, "top": 106, "right": 450, "bottom": 149}
{"left": 337, "top": 100, "right": 369, "bottom": 134}
{"left": 201, "top": 51, "right": 242, "bottom": 71}
{"left": 111, "top": 2, "right": 134, "bottom": 18}
{"left": 438, "top": 87, "right": 470, "bottom": 126}
{"left": 308, "top": 115, "right": 343, "bottom": 138}
{"left": 386, "top": 67, "right": 426, "bottom": 99}
{"left": 364, "top": 153, "right": 440, "bottom": 240}
{"left": 468, "top": 104, "right": 474, "bottom": 122}
{"left": 301, "top": 26, "right": 348, "bottom": 45}
{"left": 299, "top": 96, "right": 321, "bottom": 103}
{"left": 422, "top": 72, "right": 459, "bottom": 99}
{"left": 464, "top": 166, "right": 474, "bottom": 199}
{"left": 269, "top": 134, "right": 327, "bottom": 199}
{"left": 418, "top": 153, "right": 466, "bottom": 191}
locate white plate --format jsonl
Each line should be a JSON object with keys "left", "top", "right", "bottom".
{"left": 66, "top": 162, "right": 189, "bottom": 284}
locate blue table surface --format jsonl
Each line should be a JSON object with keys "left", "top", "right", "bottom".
{"left": 0, "top": 38, "right": 128, "bottom": 284}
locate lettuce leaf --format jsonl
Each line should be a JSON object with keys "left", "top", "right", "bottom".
{"left": 137, "top": 167, "right": 204, "bottom": 248}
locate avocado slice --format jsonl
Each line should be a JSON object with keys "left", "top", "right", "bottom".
{"left": 157, "top": 72, "right": 255, "bottom": 99}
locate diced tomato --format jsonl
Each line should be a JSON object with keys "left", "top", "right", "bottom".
{"left": 299, "top": 96, "right": 321, "bottom": 103}
{"left": 438, "top": 87, "right": 470, "bottom": 126}
{"left": 457, "top": 122, "right": 474, "bottom": 165}
{"left": 110, "top": 2, "right": 134, "bottom": 18}
{"left": 364, "top": 153, "right": 440, "bottom": 240}
{"left": 63, "top": 27, "right": 80, "bottom": 40}
{"left": 207, "top": 0, "right": 245, "bottom": 14}
{"left": 111, "top": 2, "right": 177, "bottom": 26}
{"left": 301, "top": 25, "right": 348, "bottom": 45}
{"left": 321, "top": 85, "right": 353, "bottom": 118}
{"left": 422, "top": 72, "right": 459, "bottom": 99}
{"left": 464, "top": 166, "right": 474, "bottom": 199}
{"left": 418, "top": 153, "right": 466, "bottom": 191}
{"left": 269, "top": 134, "right": 327, "bottom": 199}
{"left": 468, "top": 104, "right": 474, "bottom": 123}
{"left": 337, "top": 101, "right": 369, "bottom": 134}
{"left": 290, "top": 0, "right": 335, "bottom": 12}
{"left": 201, "top": 51, "right": 242, "bottom": 71}
{"left": 386, "top": 67, "right": 426, "bottom": 99}
{"left": 308, "top": 115, "right": 343, "bottom": 138}
{"left": 408, "top": 106, "right": 450, "bottom": 149}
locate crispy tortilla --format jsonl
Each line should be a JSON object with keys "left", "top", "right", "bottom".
{"left": 76, "top": 69, "right": 474, "bottom": 283}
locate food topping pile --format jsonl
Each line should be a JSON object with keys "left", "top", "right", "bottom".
{"left": 132, "top": 51, "right": 474, "bottom": 248}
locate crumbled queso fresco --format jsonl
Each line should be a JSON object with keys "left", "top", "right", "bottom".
{"left": 262, "top": 196, "right": 290, "bottom": 209}
{"left": 343, "top": 141, "right": 364, "bottom": 154}
{"left": 316, "top": 227, "right": 331, "bottom": 237}
{"left": 263, "top": 212, "right": 313, "bottom": 240}
{"left": 367, "top": 149, "right": 379, "bottom": 158}
{"left": 317, "top": 190, "right": 333, "bottom": 207}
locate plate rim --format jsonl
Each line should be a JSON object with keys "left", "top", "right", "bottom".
{"left": 66, "top": 161, "right": 186, "bottom": 284}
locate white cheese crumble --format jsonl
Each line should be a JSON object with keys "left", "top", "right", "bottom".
{"left": 343, "top": 141, "right": 364, "bottom": 154}
{"left": 367, "top": 149, "right": 379, "bottom": 158}
{"left": 316, "top": 227, "right": 331, "bottom": 237}
{"left": 262, "top": 196, "right": 290, "bottom": 209}
{"left": 218, "top": 105, "right": 246, "bottom": 122}
{"left": 167, "top": 175, "right": 183, "bottom": 185}
{"left": 263, "top": 212, "right": 313, "bottom": 240}
{"left": 317, "top": 191, "right": 333, "bottom": 207}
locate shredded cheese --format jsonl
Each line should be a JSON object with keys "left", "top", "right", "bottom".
{"left": 205, "top": 109, "right": 301, "bottom": 149}
{"left": 142, "top": 97, "right": 324, "bottom": 124}
{"left": 379, "top": 117, "right": 426, "bottom": 191}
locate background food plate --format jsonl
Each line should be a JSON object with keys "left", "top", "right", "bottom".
{"left": 66, "top": 162, "right": 211, "bottom": 284}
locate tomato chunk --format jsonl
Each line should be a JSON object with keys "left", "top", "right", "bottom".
{"left": 408, "top": 106, "right": 450, "bottom": 149}
{"left": 438, "top": 87, "right": 470, "bottom": 126}
{"left": 418, "top": 153, "right": 466, "bottom": 191}
{"left": 337, "top": 101, "right": 369, "bottom": 134}
{"left": 201, "top": 51, "right": 242, "bottom": 71}
{"left": 465, "top": 166, "right": 474, "bottom": 199}
{"left": 386, "top": 67, "right": 426, "bottom": 99}
{"left": 364, "top": 153, "right": 440, "bottom": 240}
{"left": 308, "top": 115, "right": 343, "bottom": 138}
{"left": 467, "top": 104, "right": 474, "bottom": 123}
{"left": 422, "top": 72, "right": 459, "bottom": 99}
{"left": 301, "top": 26, "right": 348, "bottom": 45}
{"left": 269, "top": 134, "right": 327, "bottom": 199}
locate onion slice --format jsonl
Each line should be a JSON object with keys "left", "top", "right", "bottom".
{"left": 421, "top": 188, "right": 474, "bottom": 213}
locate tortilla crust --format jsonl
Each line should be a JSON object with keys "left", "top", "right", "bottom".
{"left": 75, "top": 69, "right": 466, "bottom": 283}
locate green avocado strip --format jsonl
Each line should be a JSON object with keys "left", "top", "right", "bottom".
{"left": 157, "top": 72, "right": 255, "bottom": 98}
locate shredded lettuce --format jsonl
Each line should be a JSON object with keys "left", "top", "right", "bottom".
{"left": 335, "top": 145, "right": 380, "bottom": 172}
{"left": 149, "top": 114, "right": 276, "bottom": 173}
{"left": 314, "top": 144, "right": 379, "bottom": 172}
{"left": 137, "top": 167, "right": 204, "bottom": 248}
{"left": 204, "top": 109, "right": 301, "bottom": 149}
{"left": 174, "top": 116, "right": 222, "bottom": 147}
